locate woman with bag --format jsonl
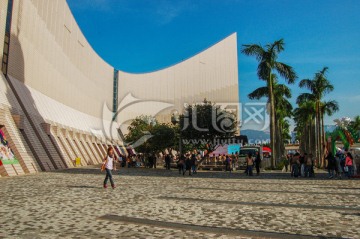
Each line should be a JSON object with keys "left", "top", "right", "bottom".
{"left": 101, "top": 147, "right": 117, "bottom": 189}
{"left": 345, "top": 152, "right": 353, "bottom": 178}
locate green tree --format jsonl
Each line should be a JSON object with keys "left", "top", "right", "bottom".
{"left": 242, "top": 40, "right": 297, "bottom": 168}
{"left": 248, "top": 74, "right": 293, "bottom": 162}
{"left": 350, "top": 115, "right": 360, "bottom": 131}
{"left": 297, "top": 67, "right": 338, "bottom": 167}
{"left": 320, "top": 100, "right": 339, "bottom": 158}
{"left": 294, "top": 100, "right": 317, "bottom": 156}
{"left": 150, "top": 123, "right": 176, "bottom": 152}
{"left": 125, "top": 116, "right": 176, "bottom": 154}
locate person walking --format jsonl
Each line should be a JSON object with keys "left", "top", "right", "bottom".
{"left": 165, "top": 154, "right": 171, "bottom": 170}
{"left": 326, "top": 152, "right": 336, "bottom": 179}
{"left": 345, "top": 152, "right": 354, "bottom": 178}
{"left": 148, "top": 154, "right": 153, "bottom": 168}
{"left": 247, "top": 153, "right": 254, "bottom": 176}
{"left": 335, "top": 152, "right": 343, "bottom": 179}
{"left": 231, "top": 153, "right": 236, "bottom": 171}
{"left": 300, "top": 153, "right": 305, "bottom": 177}
{"left": 153, "top": 153, "right": 157, "bottom": 168}
{"left": 291, "top": 153, "right": 300, "bottom": 177}
{"left": 225, "top": 155, "right": 231, "bottom": 172}
{"left": 304, "top": 154, "right": 313, "bottom": 177}
{"left": 102, "top": 147, "right": 117, "bottom": 189}
{"left": 255, "top": 151, "right": 261, "bottom": 176}
{"left": 184, "top": 154, "right": 192, "bottom": 176}
{"left": 285, "top": 154, "right": 290, "bottom": 172}
{"left": 177, "top": 155, "right": 185, "bottom": 175}
{"left": 191, "top": 154, "right": 197, "bottom": 174}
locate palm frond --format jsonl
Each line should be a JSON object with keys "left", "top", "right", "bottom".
{"left": 241, "top": 44, "right": 265, "bottom": 61}
{"left": 275, "top": 84, "right": 292, "bottom": 98}
{"left": 299, "top": 79, "right": 312, "bottom": 89}
{"left": 319, "top": 66, "right": 329, "bottom": 76}
{"left": 296, "top": 93, "right": 315, "bottom": 105}
{"left": 248, "top": 87, "right": 269, "bottom": 100}
{"left": 267, "top": 39, "right": 285, "bottom": 56}
{"left": 321, "top": 100, "right": 339, "bottom": 116}
{"left": 323, "top": 83, "right": 334, "bottom": 94}
{"left": 257, "top": 61, "right": 271, "bottom": 81}
{"left": 274, "top": 62, "right": 297, "bottom": 83}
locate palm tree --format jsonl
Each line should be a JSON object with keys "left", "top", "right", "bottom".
{"left": 293, "top": 100, "right": 317, "bottom": 156}
{"left": 248, "top": 74, "right": 293, "bottom": 165}
{"left": 242, "top": 39, "right": 297, "bottom": 168}
{"left": 350, "top": 116, "right": 360, "bottom": 131}
{"left": 297, "top": 67, "right": 336, "bottom": 167}
{"left": 320, "top": 100, "right": 339, "bottom": 162}
{"left": 350, "top": 115, "right": 360, "bottom": 139}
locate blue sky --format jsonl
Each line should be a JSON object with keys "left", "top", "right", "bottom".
{"left": 67, "top": 0, "right": 360, "bottom": 127}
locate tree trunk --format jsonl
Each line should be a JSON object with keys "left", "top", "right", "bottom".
{"left": 321, "top": 113, "right": 327, "bottom": 166}
{"left": 276, "top": 117, "right": 282, "bottom": 163}
{"left": 306, "top": 121, "right": 310, "bottom": 153}
{"left": 301, "top": 127, "right": 306, "bottom": 153}
{"left": 268, "top": 77, "right": 276, "bottom": 169}
{"left": 304, "top": 120, "right": 314, "bottom": 157}
{"left": 316, "top": 101, "right": 321, "bottom": 168}
{"left": 319, "top": 108, "right": 324, "bottom": 168}
{"left": 315, "top": 103, "right": 318, "bottom": 166}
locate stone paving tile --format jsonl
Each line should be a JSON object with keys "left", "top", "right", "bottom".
{"left": 0, "top": 167, "right": 359, "bottom": 238}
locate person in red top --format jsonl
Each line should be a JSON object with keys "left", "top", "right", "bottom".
{"left": 345, "top": 152, "right": 353, "bottom": 178}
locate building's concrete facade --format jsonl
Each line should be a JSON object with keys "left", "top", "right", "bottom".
{"left": 0, "top": 0, "right": 239, "bottom": 176}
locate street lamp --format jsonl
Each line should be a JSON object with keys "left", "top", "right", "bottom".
{"left": 171, "top": 111, "right": 182, "bottom": 159}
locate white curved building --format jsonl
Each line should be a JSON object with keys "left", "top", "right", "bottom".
{"left": 0, "top": 0, "right": 239, "bottom": 176}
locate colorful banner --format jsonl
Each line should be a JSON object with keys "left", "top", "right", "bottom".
{"left": 0, "top": 128, "right": 19, "bottom": 165}
{"left": 227, "top": 144, "right": 241, "bottom": 155}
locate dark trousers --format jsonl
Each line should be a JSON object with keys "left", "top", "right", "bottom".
{"left": 184, "top": 166, "right": 192, "bottom": 175}
{"left": 104, "top": 168, "right": 114, "bottom": 186}
{"left": 178, "top": 164, "right": 184, "bottom": 174}
{"left": 255, "top": 163, "right": 260, "bottom": 175}
{"left": 247, "top": 165, "right": 253, "bottom": 176}
{"left": 166, "top": 161, "right": 171, "bottom": 170}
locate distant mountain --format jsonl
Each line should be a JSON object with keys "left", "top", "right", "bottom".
{"left": 241, "top": 129, "right": 270, "bottom": 142}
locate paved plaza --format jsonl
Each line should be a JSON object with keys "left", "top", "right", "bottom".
{"left": 1, "top": 167, "right": 360, "bottom": 239}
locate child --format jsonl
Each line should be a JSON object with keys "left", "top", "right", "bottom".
{"left": 102, "top": 147, "right": 117, "bottom": 189}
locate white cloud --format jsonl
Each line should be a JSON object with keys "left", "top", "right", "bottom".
{"left": 152, "top": 0, "right": 196, "bottom": 25}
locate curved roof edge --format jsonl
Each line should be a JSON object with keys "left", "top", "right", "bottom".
{"left": 65, "top": 1, "right": 114, "bottom": 69}
{"left": 67, "top": 0, "right": 237, "bottom": 76}
{"left": 117, "top": 32, "right": 237, "bottom": 75}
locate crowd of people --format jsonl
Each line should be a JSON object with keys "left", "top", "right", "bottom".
{"left": 113, "top": 150, "right": 266, "bottom": 177}
{"left": 287, "top": 151, "right": 355, "bottom": 179}
{"left": 176, "top": 154, "right": 198, "bottom": 176}
{"left": 288, "top": 153, "right": 315, "bottom": 178}
{"left": 102, "top": 147, "right": 357, "bottom": 182}
{"left": 325, "top": 151, "right": 355, "bottom": 179}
